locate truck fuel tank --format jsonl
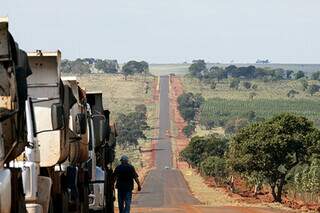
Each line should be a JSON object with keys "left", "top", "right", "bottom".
{"left": 62, "top": 76, "right": 89, "bottom": 164}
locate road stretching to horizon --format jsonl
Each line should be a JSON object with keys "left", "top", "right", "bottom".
{"left": 132, "top": 75, "right": 291, "bottom": 213}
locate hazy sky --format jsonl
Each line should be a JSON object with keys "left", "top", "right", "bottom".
{"left": 1, "top": 0, "right": 320, "bottom": 63}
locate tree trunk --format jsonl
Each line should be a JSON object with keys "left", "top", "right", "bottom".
{"left": 270, "top": 176, "right": 285, "bottom": 203}
{"left": 270, "top": 184, "right": 277, "bottom": 202}
{"left": 275, "top": 176, "right": 285, "bottom": 203}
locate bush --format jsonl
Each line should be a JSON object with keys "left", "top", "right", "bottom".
{"left": 177, "top": 92, "right": 204, "bottom": 122}
{"left": 183, "top": 122, "right": 196, "bottom": 137}
{"left": 242, "top": 81, "right": 251, "bottom": 89}
{"left": 180, "top": 135, "right": 228, "bottom": 167}
{"left": 308, "top": 84, "right": 320, "bottom": 96}
{"left": 295, "top": 70, "right": 305, "bottom": 79}
{"left": 200, "top": 156, "right": 228, "bottom": 179}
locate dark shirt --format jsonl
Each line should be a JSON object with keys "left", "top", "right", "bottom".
{"left": 114, "top": 163, "right": 138, "bottom": 191}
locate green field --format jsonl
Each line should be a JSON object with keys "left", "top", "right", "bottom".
{"left": 180, "top": 76, "right": 320, "bottom": 131}
{"left": 200, "top": 98, "right": 320, "bottom": 126}
{"left": 182, "top": 76, "right": 320, "bottom": 100}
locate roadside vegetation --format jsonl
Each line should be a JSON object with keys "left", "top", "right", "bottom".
{"left": 178, "top": 60, "right": 320, "bottom": 208}
{"left": 181, "top": 113, "right": 320, "bottom": 203}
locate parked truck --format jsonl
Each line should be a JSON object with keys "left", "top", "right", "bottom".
{"left": 0, "top": 16, "right": 32, "bottom": 213}
{"left": 86, "top": 92, "right": 115, "bottom": 213}
{"left": 0, "top": 17, "right": 116, "bottom": 213}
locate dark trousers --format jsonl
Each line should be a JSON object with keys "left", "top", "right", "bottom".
{"left": 118, "top": 190, "right": 132, "bottom": 213}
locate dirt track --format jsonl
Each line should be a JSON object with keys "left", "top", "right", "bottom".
{"left": 131, "top": 76, "right": 292, "bottom": 213}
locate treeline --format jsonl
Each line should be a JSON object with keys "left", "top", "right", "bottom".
{"left": 61, "top": 58, "right": 120, "bottom": 74}
{"left": 189, "top": 60, "right": 309, "bottom": 83}
{"left": 61, "top": 59, "right": 149, "bottom": 78}
{"left": 116, "top": 104, "right": 149, "bottom": 149}
{"left": 181, "top": 113, "right": 320, "bottom": 203}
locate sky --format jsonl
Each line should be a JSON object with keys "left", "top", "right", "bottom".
{"left": 1, "top": 0, "right": 320, "bottom": 64}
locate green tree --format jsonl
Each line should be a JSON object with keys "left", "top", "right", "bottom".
{"left": 189, "top": 60, "right": 207, "bottom": 79}
{"left": 183, "top": 122, "right": 196, "bottom": 137}
{"left": 286, "top": 70, "right": 294, "bottom": 79}
{"left": 177, "top": 92, "right": 204, "bottom": 122}
{"left": 180, "top": 135, "right": 228, "bottom": 167}
{"left": 228, "top": 113, "right": 320, "bottom": 202}
{"left": 122, "top": 60, "right": 149, "bottom": 80}
{"left": 95, "top": 59, "right": 119, "bottom": 73}
{"left": 295, "top": 70, "right": 305, "bottom": 79}
{"left": 61, "top": 59, "right": 91, "bottom": 74}
{"left": 116, "top": 105, "right": 149, "bottom": 148}
{"left": 200, "top": 156, "right": 228, "bottom": 180}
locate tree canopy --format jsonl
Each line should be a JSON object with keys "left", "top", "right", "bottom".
{"left": 122, "top": 60, "right": 149, "bottom": 79}
{"left": 177, "top": 92, "right": 204, "bottom": 122}
{"left": 116, "top": 104, "right": 149, "bottom": 148}
{"left": 228, "top": 113, "right": 320, "bottom": 202}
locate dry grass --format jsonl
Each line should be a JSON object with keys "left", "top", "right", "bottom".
{"left": 67, "top": 73, "right": 155, "bottom": 121}
{"left": 181, "top": 168, "right": 238, "bottom": 206}
{"left": 181, "top": 168, "right": 296, "bottom": 211}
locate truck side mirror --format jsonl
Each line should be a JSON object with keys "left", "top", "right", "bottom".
{"left": 76, "top": 113, "right": 87, "bottom": 135}
{"left": 51, "top": 103, "right": 65, "bottom": 130}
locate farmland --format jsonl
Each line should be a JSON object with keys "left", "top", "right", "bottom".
{"left": 180, "top": 76, "right": 320, "bottom": 131}
{"left": 200, "top": 98, "right": 320, "bottom": 128}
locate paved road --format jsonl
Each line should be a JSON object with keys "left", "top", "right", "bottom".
{"left": 134, "top": 76, "right": 199, "bottom": 208}
{"left": 132, "top": 76, "right": 292, "bottom": 213}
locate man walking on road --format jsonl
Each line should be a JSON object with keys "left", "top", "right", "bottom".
{"left": 113, "top": 155, "right": 142, "bottom": 213}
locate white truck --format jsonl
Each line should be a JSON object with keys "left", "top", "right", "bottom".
{"left": 0, "top": 17, "right": 116, "bottom": 213}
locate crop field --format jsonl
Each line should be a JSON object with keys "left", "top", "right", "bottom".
{"left": 182, "top": 76, "right": 320, "bottom": 100}
{"left": 180, "top": 76, "right": 320, "bottom": 130}
{"left": 200, "top": 98, "right": 320, "bottom": 125}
